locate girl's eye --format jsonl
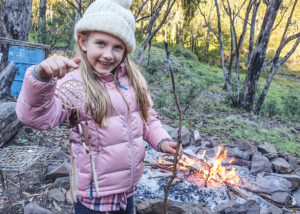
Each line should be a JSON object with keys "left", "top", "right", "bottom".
{"left": 114, "top": 45, "right": 124, "bottom": 50}
{"left": 97, "top": 41, "right": 104, "bottom": 47}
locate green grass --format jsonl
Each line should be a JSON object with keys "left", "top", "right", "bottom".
{"left": 134, "top": 42, "right": 300, "bottom": 155}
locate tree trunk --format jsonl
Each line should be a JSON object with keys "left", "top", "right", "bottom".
{"left": 38, "top": 0, "right": 47, "bottom": 43}
{"left": 0, "top": 0, "right": 33, "bottom": 71}
{"left": 137, "top": 0, "right": 176, "bottom": 65}
{"left": 239, "top": 0, "right": 281, "bottom": 111}
{"left": 0, "top": 0, "right": 33, "bottom": 40}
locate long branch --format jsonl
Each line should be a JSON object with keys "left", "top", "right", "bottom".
{"left": 163, "top": 40, "right": 182, "bottom": 214}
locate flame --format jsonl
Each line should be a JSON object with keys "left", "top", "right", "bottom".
{"left": 157, "top": 145, "right": 240, "bottom": 187}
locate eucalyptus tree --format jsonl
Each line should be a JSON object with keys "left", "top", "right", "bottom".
{"left": 136, "top": 0, "right": 177, "bottom": 65}
{"left": 0, "top": 0, "right": 33, "bottom": 70}
{"left": 197, "top": 0, "right": 300, "bottom": 114}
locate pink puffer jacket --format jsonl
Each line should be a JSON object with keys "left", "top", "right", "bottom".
{"left": 16, "top": 64, "right": 171, "bottom": 198}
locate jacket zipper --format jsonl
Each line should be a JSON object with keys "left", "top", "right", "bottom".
{"left": 117, "top": 79, "right": 135, "bottom": 190}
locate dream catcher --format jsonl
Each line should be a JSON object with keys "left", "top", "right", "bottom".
{"left": 58, "top": 80, "right": 99, "bottom": 202}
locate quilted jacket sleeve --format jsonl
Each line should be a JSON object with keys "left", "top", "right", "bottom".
{"left": 16, "top": 66, "right": 67, "bottom": 130}
{"left": 142, "top": 95, "right": 172, "bottom": 151}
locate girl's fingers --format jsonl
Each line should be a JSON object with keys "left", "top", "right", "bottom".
{"left": 72, "top": 57, "right": 81, "bottom": 65}
{"left": 55, "top": 57, "right": 67, "bottom": 79}
{"left": 62, "top": 57, "right": 81, "bottom": 69}
{"left": 47, "top": 58, "right": 60, "bottom": 77}
{"left": 38, "top": 61, "right": 53, "bottom": 78}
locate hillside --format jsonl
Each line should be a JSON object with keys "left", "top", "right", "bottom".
{"left": 133, "top": 44, "right": 300, "bottom": 156}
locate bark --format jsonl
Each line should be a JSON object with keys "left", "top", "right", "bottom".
{"left": 38, "top": 0, "right": 47, "bottom": 43}
{"left": 239, "top": 0, "right": 282, "bottom": 111}
{"left": 248, "top": 0, "right": 261, "bottom": 66}
{"left": 0, "top": 0, "right": 33, "bottom": 40}
{"left": 135, "top": 0, "right": 150, "bottom": 20}
{"left": 214, "top": 0, "right": 233, "bottom": 96}
{"left": 163, "top": 40, "right": 182, "bottom": 214}
{"left": 137, "top": 0, "right": 176, "bottom": 65}
{"left": 0, "top": 0, "right": 33, "bottom": 71}
{"left": 254, "top": 0, "right": 300, "bottom": 114}
{"left": 0, "top": 62, "right": 17, "bottom": 100}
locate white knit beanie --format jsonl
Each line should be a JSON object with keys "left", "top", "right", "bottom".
{"left": 74, "top": 0, "right": 136, "bottom": 53}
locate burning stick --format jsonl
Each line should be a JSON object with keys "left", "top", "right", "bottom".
{"left": 204, "top": 163, "right": 212, "bottom": 188}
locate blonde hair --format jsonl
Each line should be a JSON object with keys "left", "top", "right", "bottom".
{"left": 74, "top": 33, "right": 151, "bottom": 127}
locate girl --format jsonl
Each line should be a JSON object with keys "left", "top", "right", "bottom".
{"left": 16, "top": 0, "right": 181, "bottom": 213}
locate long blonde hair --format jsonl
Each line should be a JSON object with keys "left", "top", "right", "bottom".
{"left": 74, "top": 33, "right": 151, "bottom": 127}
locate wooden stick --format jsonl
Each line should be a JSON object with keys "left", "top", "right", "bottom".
{"left": 163, "top": 40, "right": 183, "bottom": 214}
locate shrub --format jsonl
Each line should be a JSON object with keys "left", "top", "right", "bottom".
{"left": 261, "top": 98, "right": 282, "bottom": 117}
{"left": 281, "top": 94, "right": 300, "bottom": 119}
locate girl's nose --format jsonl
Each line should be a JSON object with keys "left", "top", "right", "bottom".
{"left": 103, "top": 48, "right": 113, "bottom": 61}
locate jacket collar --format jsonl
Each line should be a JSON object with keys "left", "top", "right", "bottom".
{"left": 94, "top": 64, "right": 127, "bottom": 83}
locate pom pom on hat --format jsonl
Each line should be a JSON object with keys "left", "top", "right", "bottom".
{"left": 74, "top": 0, "right": 136, "bottom": 53}
{"left": 110, "top": 0, "right": 132, "bottom": 9}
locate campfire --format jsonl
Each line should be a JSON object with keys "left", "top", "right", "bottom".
{"left": 155, "top": 146, "right": 242, "bottom": 188}
{"left": 138, "top": 143, "right": 300, "bottom": 213}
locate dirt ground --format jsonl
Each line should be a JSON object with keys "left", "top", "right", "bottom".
{"left": 0, "top": 123, "right": 75, "bottom": 214}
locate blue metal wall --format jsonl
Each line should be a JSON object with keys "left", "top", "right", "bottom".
{"left": 8, "top": 45, "right": 46, "bottom": 97}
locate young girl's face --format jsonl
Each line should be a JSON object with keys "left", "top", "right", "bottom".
{"left": 78, "top": 31, "right": 126, "bottom": 74}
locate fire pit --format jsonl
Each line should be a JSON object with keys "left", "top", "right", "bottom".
{"left": 136, "top": 143, "right": 300, "bottom": 213}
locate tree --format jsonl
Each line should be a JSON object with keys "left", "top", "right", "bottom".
{"left": 0, "top": 0, "right": 33, "bottom": 40}
{"left": 198, "top": 0, "right": 300, "bottom": 113}
{"left": 38, "top": 0, "right": 47, "bottom": 43}
{"left": 0, "top": 0, "right": 33, "bottom": 70}
{"left": 136, "top": 0, "right": 176, "bottom": 65}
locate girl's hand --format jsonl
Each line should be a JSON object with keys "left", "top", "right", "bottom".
{"left": 160, "top": 141, "right": 183, "bottom": 161}
{"left": 35, "top": 55, "right": 81, "bottom": 79}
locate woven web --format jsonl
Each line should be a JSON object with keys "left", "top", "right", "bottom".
{"left": 58, "top": 80, "right": 87, "bottom": 109}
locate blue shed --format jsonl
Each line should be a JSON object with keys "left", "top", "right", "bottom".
{"left": 9, "top": 46, "right": 46, "bottom": 97}
{"left": 0, "top": 37, "right": 50, "bottom": 97}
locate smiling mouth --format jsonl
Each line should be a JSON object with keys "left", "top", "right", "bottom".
{"left": 99, "top": 61, "right": 114, "bottom": 66}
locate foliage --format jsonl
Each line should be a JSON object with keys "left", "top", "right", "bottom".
{"left": 281, "top": 92, "right": 300, "bottom": 119}
{"left": 261, "top": 98, "right": 282, "bottom": 118}
{"left": 30, "top": 0, "right": 76, "bottom": 49}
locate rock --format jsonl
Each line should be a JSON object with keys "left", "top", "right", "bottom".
{"left": 48, "top": 188, "right": 65, "bottom": 202}
{"left": 272, "top": 158, "right": 293, "bottom": 174}
{"left": 226, "top": 115, "right": 238, "bottom": 122}
{"left": 53, "top": 177, "right": 70, "bottom": 189}
{"left": 269, "top": 173, "right": 300, "bottom": 191}
{"left": 24, "top": 202, "right": 53, "bottom": 214}
{"left": 170, "top": 126, "right": 191, "bottom": 147}
{"left": 49, "top": 150, "right": 71, "bottom": 163}
{"left": 242, "top": 119, "right": 257, "bottom": 127}
{"left": 136, "top": 199, "right": 213, "bottom": 214}
{"left": 293, "top": 187, "right": 300, "bottom": 207}
{"left": 236, "top": 140, "right": 257, "bottom": 155}
{"left": 45, "top": 162, "right": 70, "bottom": 179}
{"left": 258, "top": 144, "right": 278, "bottom": 159}
{"left": 279, "top": 152, "right": 299, "bottom": 170}
{"left": 245, "top": 175, "right": 292, "bottom": 194}
{"left": 214, "top": 200, "right": 260, "bottom": 214}
{"left": 260, "top": 202, "right": 283, "bottom": 214}
{"left": 251, "top": 153, "right": 272, "bottom": 174}
{"left": 208, "top": 136, "right": 220, "bottom": 147}
{"left": 0, "top": 61, "right": 17, "bottom": 100}
{"left": 271, "top": 191, "right": 290, "bottom": 205}
{"left": 201, "top": 140, "right": 213, "bottom": 148}
{"left": 193, "top": 130, "right": 201, "bottom": 146}
{"left": 0, "top": 102, "right": 22, "bottom": 147}
{"left": 226, "top": 147, "right": 251, "bottom": 160}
